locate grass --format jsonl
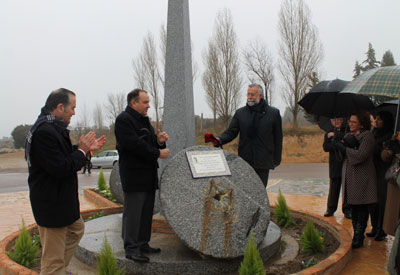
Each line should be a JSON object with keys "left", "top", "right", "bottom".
{"left": 68, "top": 124, "right": 328, "bottom": 164}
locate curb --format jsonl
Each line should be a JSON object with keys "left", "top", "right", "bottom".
{"left": 0, "top": 190, "right": 352, "bottom": 275}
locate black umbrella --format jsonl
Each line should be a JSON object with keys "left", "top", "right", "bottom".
{"left": 372, "top": 99, "right": 400, "bottom": 130}
{"left": 299, "top": 79, "right": 375, "bottom": 118}
{"left": 317, "top": 116, "right": 348, "bottom": 132}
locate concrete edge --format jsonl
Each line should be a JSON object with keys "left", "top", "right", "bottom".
{"left": 0, "top": 189, "right": 123, "bottom": 275}
{"left": 0, "top": 190, "right": 352, "bottom": 275}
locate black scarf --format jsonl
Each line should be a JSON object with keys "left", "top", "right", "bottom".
{"left": 246, "top": 98, "right": 266, "bottom": 138}
{"left": 24, "top": 107, "right": 68, "bottom": 167}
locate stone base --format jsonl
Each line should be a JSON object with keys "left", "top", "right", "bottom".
{"left": 76, "top": 214, "right": 281, "bottom": 275}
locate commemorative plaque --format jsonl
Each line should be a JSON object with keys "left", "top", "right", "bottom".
{"left": 186, "top": 150, "right": 231, "bottom": 178}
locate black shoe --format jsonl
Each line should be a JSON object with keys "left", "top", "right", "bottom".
{"left": 126, "top": 253, "right": 149, "bottom": 262}
{"left": 324, "top": 210, "right": 334, "bottom": 217}
{"left": 366, "top": 229, "right": 377, "bottom": 238}
{"left": 141, "top": 245, "right": 161, "bottom": 254}
{"left": 344, "top": 212, "right": 352, "bottom": 219}
{"left": 374, "top": 231, "right": 387, "bottom": 241}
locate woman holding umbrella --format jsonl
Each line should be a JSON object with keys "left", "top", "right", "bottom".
{"left": 367, "top": 111, "right": 394, "bottom": 241}
{"left": 333, "top": 111, "right": 378, "bottom": 249}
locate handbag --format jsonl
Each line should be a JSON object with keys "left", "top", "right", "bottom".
{"left": 385, "top": 154, "right": 400, "bottom": 182}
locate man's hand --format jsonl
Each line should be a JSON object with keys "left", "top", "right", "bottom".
{"left": 157, "top": 129, "right": 169, "bottom": 144}
{"left": 327, "top": 132, "right": 334, "bottom": 138}
{"left": 89, "top": 136, "right": 106, "bottom": 151}
{"left": 159, "top": 149, "right": 170, "bottom": 159}
{"left": 78, "top": 131, "right": 96, "bottom": 152}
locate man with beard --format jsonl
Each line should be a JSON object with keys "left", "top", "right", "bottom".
{"left": 211, "top": 84, "right": 283, "bottom": 187}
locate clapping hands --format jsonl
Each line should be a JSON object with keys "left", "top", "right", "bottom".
{"left": 78, "top": 131, "right": 106, "bottom": 152}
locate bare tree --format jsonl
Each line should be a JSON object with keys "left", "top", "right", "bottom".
{"left": 202, "top": 41, "right": 219, "bottom": 129}
{"left": 132, "top": 54, "right": 146, "bottom": 90}
{"left": 76, "top": 103, "right": 91, "bottom": 133}
{"left": 104, "top": 92, "right": 125, "bottom": 126}
{"left": 159, "top": 23, "right": 199, "bottom": 88}
{"left": 142, "top": 32, "right": 163, "bottom": 128}
{"left": 278, "top": 0, "right": 323, "bottom": 127}
{"left": 93, "top": 102, "right": 104, "bottom": 130}
{"left": 159, "top": 23, "right": 167, "bottom": 89}
{"left": 242, "top": 39, "right": 274, "bottom": 105}
{"left": 202, "top": 8, "right": 243, "bottom": 128}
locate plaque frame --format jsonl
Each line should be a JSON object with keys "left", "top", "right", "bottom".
{"left": 185, "top": 150, "right": 232, "bottom": 178}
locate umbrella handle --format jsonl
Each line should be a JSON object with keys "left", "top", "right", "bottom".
{"left": 395, "top": 98, "right": 400, "bottom": 136}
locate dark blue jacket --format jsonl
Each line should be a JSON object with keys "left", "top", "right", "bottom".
{"left": 115, "top": 106, "right": 165, "bottom": 192}
{"left": 28, "top": 123, "right": 86, "bottom": 227}
{"left": 219, "top": 103, "right": 282, "bottom": 170}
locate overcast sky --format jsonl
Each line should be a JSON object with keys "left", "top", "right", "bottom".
{"left": 1, "top": 0, "right": 400, "bottom": 138}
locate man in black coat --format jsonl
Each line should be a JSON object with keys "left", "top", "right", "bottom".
{"left": 26, "top": 88, "right": 105, "bottom": 274}
{"left": 216, "top": 84, "right": 283, "bottom": 187}
{"left": 322, "top": 118, "right": 351, "bottom": 219}
{"left": 115, "top": 89, "right": 170, "bottom": 262}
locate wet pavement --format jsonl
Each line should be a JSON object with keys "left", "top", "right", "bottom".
{"left": 0, "top": 163, "right": 393, "bottom": 274}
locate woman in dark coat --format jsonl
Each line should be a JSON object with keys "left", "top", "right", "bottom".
{"left": 367, "top": 111, "right": 394, "bottom": 241}
{"left": 334, "top": 111, "right": 378, "bottom": 249}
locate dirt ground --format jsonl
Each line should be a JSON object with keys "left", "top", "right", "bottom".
{"left": 0, "top": 151, "right": 27, "bottom": 172}
{"left": 266, "top": 217, "right": 339, "bottom": 274}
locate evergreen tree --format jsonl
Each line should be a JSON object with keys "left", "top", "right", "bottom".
{"left": 381, "top": 50, "right": 396, "bottom": 67}
{"left": 361, "top": 43, "right": 380, "bottom": 71}
{"left": 239, "top": 231, "right": 265, "bottom": 275}
{"left": 11, "top": 124, "right": 32, "bottom": 149}
{"left": 353, "top": 60, "right": 362, "bottom": 79}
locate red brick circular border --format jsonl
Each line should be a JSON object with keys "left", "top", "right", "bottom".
{"left": 0, "top": 189, "right": 351, "bottom": 274}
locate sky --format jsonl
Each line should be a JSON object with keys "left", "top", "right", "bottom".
{"left": 1, "top": 0, "right": 400, "bottom": 138}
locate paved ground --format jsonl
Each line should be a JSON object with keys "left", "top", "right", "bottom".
{"left": 0, "top": 161, "right": 393, "bottom": 274}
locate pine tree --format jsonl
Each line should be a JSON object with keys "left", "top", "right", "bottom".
{"left": 239, "top": 231, "right": 265, "bottom": 275}
{"left": 97, "top": 236, "right": 125, "bottom": 275}
{"left": 361, "top": 42, "right": 380, "bottom": 71}
{"left": 98, "top": 168, "right": 107, "bottom": 191}
{"left": 7, "top": 219, "right": 39, "bottom": 268}
{"left": 353, "top": 60, "right": 362, "bottom": 79}
{"left": 381, "top": 50, "right": 396, "bottom": 67}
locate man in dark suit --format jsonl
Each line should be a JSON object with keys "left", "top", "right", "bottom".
{"left": 214, "top": 84, "right": 283, "bottom": 187}
{"left": 26, "top": 88, "right": 105, "bottom": 274}
{"left": 322, "top": 118, "right": 352, "bottom": 219}
{"left": 115, "top": 89, "right": 170, "bottom": 262}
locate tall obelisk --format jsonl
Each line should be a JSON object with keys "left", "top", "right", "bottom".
{"left": 162, "top": 0, "right": 195, "bottom": 164}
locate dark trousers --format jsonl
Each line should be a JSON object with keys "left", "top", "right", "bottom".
{"left": 368, "top": 180, "right": 388, "bottom": 233}
{"left": 82, "top": 161, "right": 91, "bottom": 174}
{"left": 254, "top": 169, "right": 270, "bottom": 188}
{"left": 351, "top": 204, "right": 370, "bottom": 238}
{"left": 122, "top": 191, "right": 155, "bottom": 255}
{"left": 327, "top": 177, "right": 350, "bottom": 214}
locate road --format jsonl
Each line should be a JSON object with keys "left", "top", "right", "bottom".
{"left": 0, "top": 163, "right": 329, "bottom": 194}
{"left": 0, "top": 169, "right": 112, "bottom": 194}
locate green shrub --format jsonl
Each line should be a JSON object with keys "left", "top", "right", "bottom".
{"left": 98, "top": 168, "right": 107, "bottom": 191}
{"left": 239, "top": 231, "right": 265, "bottom": 275}
{"left": 87, "top": 211, "right": 105, "bottom": 221}
{"left": 300, "top": 219, "right": 325, "bottom": 254}
{"left": 7, "top": 219, "right": 39, "bottom": 268}
{"left": 274, "top": 189, "right": 296, "bottom": 228}
{"left": 97, "top": 236, "right": 125, "bottom": 275}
